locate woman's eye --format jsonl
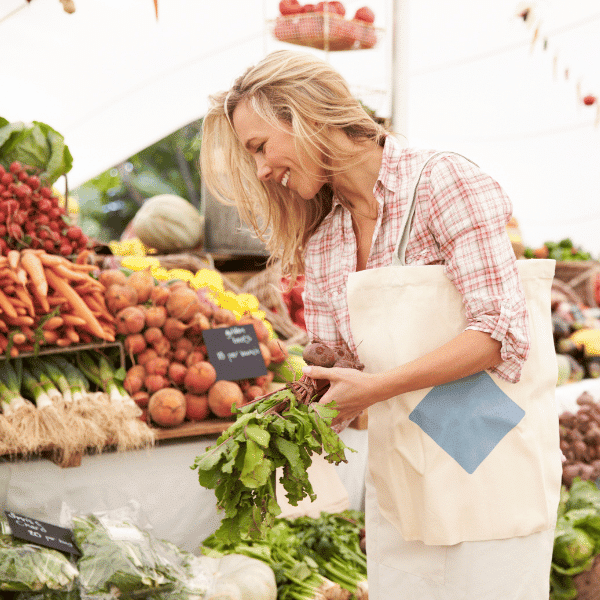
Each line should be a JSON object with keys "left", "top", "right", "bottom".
{"left": 255, "top": 143, "right": 265, "bottom": 154}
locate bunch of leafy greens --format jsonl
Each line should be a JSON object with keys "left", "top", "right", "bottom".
{"left": 0, "top": 515, "right": 78, "bottom": 593}
{"left": 0, "top": 117, "right": 73, "bottom": 185}
{"left": 72, "top": 514, "right": 181, "bottom": 598}
{"left": 202, "top": 510, "right": 367, "bottom": 600}
{"left": 191, "top": 388, "right": 354, "bottom": 545}
{"left": 550, "top": 478, "right": 600, "bottom": 600}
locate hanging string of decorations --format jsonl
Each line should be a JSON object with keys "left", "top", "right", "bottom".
{"left": 516, "top": 2, "right": 600, "bottom": 126}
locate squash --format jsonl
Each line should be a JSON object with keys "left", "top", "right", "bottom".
{"left": 131, "top": 194, "right": 204, "bottom": 252}
{"left": 199, "top": 554, "right": 277, "bottom": 600}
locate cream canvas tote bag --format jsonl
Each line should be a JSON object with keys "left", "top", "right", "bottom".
{"left": 347, "top": 153, "right": 562, "bottom": 545}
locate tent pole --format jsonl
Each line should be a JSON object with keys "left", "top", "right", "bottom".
{"left": 390, "top": 0, "right": 409, "bottom": 138}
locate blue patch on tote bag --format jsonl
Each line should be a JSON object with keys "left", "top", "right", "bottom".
{"left": 409, "top": 371, "right": 525, "bottom": 474}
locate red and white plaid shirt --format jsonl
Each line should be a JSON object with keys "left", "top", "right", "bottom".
{"left": 303, "top": 136, "right": 530, "bottom": 383}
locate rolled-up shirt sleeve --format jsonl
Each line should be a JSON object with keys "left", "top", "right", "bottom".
{"left": 424, "top": 155, "right": 530, "bottom": 383}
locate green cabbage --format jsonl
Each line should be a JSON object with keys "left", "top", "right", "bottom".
{"left": 550, "top": 479, "right": 600, "bottom": 600}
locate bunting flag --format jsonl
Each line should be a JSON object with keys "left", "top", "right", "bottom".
{"left": 515, "top": 2, "right": 600, "bottom": 126}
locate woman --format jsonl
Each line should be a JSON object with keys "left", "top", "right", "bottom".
{"left": 200, "top": 49, "right": 561, "bottom": 600}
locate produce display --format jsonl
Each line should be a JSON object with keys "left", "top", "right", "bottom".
{"left": 273, "top": 1, "right": 377, "bottom": 51}
{"left": 0, "top": 508, "right": 278, "bottom": 600}
{"left": 552, "top": 300, "right": 600, "bottom": 385}
{"left": 0, "top": 249, "right": 115, "bottom": 357}
{"left": 550, "top": 479, "right": 600, "bottom": 600}
{"left": 202, "top": 509, "right": 367, "bottom": 600}
{"left": 0, "top": 351, "right": 154, "bottom": 461}
{"left": 525, "top": 238, "right": 593, "bottom": 261}
{"left": 192, "top": 340, "right": 363, "bottom": 543}
{"left": 101, "top": 266, "right": 297, "bottom": 427}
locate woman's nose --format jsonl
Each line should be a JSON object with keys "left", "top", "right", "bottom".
{"left": 255, "top": 156, "right": 272, "bottom": 181}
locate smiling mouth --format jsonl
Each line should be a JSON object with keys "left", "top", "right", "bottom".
{"left": 281, "top": 169, "right": 290, "bottom": 187}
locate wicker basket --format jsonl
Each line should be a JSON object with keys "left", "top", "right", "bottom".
{"left": 272, "top": 13, "right": 378, "bottom": 51}
{"left": 241, "top": 263, "right": 309, "bottom": 346}
{"left": 553, "top": 261, "right": 600, "bottom": 308}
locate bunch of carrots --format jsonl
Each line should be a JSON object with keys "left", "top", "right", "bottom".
{"left": 0, "top": 249, "right": 115, "bottom": 356}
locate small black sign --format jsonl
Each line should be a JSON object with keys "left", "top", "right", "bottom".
{"left": 202, "top": 324, "right": 268, "bottom": 382}
{"left": 5, "top": 511, "right": 81, "bottom": 556}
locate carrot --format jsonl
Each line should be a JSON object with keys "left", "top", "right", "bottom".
{"left": 20, "top": 326, "right": 36, "bottom": 343}
{"left": 0, "top": 320, "right": 7, "bottom": 333}
{"left": 7, "top": 250, "right": 20, "bottom": 271}
{"left": 38, "top": 253, "right": 69, "bottom": 267}
{"left": 64, "top": 326, "right": 80, "bottom": 344}
{"left": 10, "top": 332, "right": 27, "bottom": 346}
{"left": 47, "top": 296, "right": 68, "bottom": 306}
{"left": 42, "top": 316, "right": 64, "bottom": 330}
{"left": 51, "top": 263, "right": 103, "bottom": 287}
{"left": 60, "top": 314, "right": 87, "bottom": 327}
{"left": 21, "top": 251, "right": 48, "bottom": 298}
{"left": 16, "top": 267, "right": 27, "bottom": 286}
{"left": 44, "top": 268, "right": 109, "bottom": 340}
{"left": 70, "top": 263, "right": 101, "bottom": 272}
{"left": 0, "top": 288, "right": 18, "bottom": 319}
{"left": 28, "top": 283, "right": 51, "bottom": 314}
{"left": 13, "top": 286, "right": 35, "bottom": 318}
{"left": 1, "top": 269, "right": 21, "bottom": 285}
{"left": 0, "top": 333, "right": 7, "bottom": 352}
{"left": 4, "top": 315, "right": 34, "bottom": 327}
{"left": 75, "top": 249, "right": 92, "bottom": 264}
{"left": 3, "top": 285, "right": 16, "bottom": 295}
{"left": 15, "top": 306, "right": 27, "bottom": 316}
{"left": 55, "top": 338, "right": 73, "bottom": 347}
{"left": 43, "top": 330, "right": 59, "bottom": 344}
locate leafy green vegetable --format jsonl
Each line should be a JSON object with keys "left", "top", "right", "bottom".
{"left": 550, "top": 479, "right": 600, "bottom": 600}
{"left": 192, "top": 388, "right": 354, "bottom": 545}
{"left": 202, "top": 510, "right": 367, "bottom": 600}
{"left": 0, "top": 118, "right": 73, "bottom": 185}
{"left": 71, "top": 514, "right": 178, "bottom": 597}
{"left": 0, "top": 515, "right": 78, "bottom": 593}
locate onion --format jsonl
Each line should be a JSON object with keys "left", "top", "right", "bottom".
{"left": 127, "top": 268, "right": 155, "bottom": 304}
{"left": 166, "top": 286, "right": 202, "bottom": 322}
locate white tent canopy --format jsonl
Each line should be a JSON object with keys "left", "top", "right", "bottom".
{"left": 2, "top": 0, "right": 600, "bottom": 255}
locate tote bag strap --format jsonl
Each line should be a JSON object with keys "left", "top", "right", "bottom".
{"left": 392, "top": 151, "right": 478, "bottom": 266}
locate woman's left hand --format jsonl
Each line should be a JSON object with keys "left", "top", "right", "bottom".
{"left": 302, "top": 365, "right": 381, "bottom": 427}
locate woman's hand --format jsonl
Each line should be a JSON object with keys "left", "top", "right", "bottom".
{"left": 302, "top": 365, "right": 382, "bottom": 427}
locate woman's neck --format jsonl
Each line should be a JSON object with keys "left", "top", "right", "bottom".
{"left": 330, "top": 136, "right": 384, "bottom": 220}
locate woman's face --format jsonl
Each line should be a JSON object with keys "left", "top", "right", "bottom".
{"left": 232, "top": 100, "right": 325, "bottom": 200}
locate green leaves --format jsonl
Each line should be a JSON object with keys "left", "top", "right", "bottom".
{"left": 0, "top": 119, "right": 73, "bottom": 185}
{"left": 191, "top": 388, "right": 354, "bottom": 545}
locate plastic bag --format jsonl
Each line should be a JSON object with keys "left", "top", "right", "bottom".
{"left": 0, "top": 513, "right": 78, "bottom": 593}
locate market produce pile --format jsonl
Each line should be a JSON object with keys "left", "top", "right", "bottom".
{"left": 0, "top": 506, "right": 367, "bottom": 600}
{"left": 550, "top": 479, "right": 600, "bottom": 600}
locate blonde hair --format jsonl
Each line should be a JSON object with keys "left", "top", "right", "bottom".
{"left": 200, "top": 49, "right": 387, "bottom": 281}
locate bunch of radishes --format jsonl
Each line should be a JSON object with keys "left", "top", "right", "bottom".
{"left": 0, "top": 161, "right": 89, "bottom": 257}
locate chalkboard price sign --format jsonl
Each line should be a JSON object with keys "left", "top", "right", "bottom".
{"left": 5, "top": 510, "right": 81, "bottom": 556}
{"left": 202, "top": 324, "right": 268, "bottom": 382}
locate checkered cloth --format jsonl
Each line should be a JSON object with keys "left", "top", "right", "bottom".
{"left": 303, "top": 136, "right": 530, "bottom": 383}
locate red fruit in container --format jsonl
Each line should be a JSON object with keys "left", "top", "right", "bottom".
{"left": 354, "top": 6, "right": 375, "bottom": 23}
{"left": 316, "top": 1, "right": 345, "bottom": 15}
{"left": 279, "top": 0, "right": 303, "bottom": 15}
{"left": 583, "top": 94, "right": 597, "bottom": 106}
{"left": 9, "top": 161, "right": 22, "bottom": 174}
